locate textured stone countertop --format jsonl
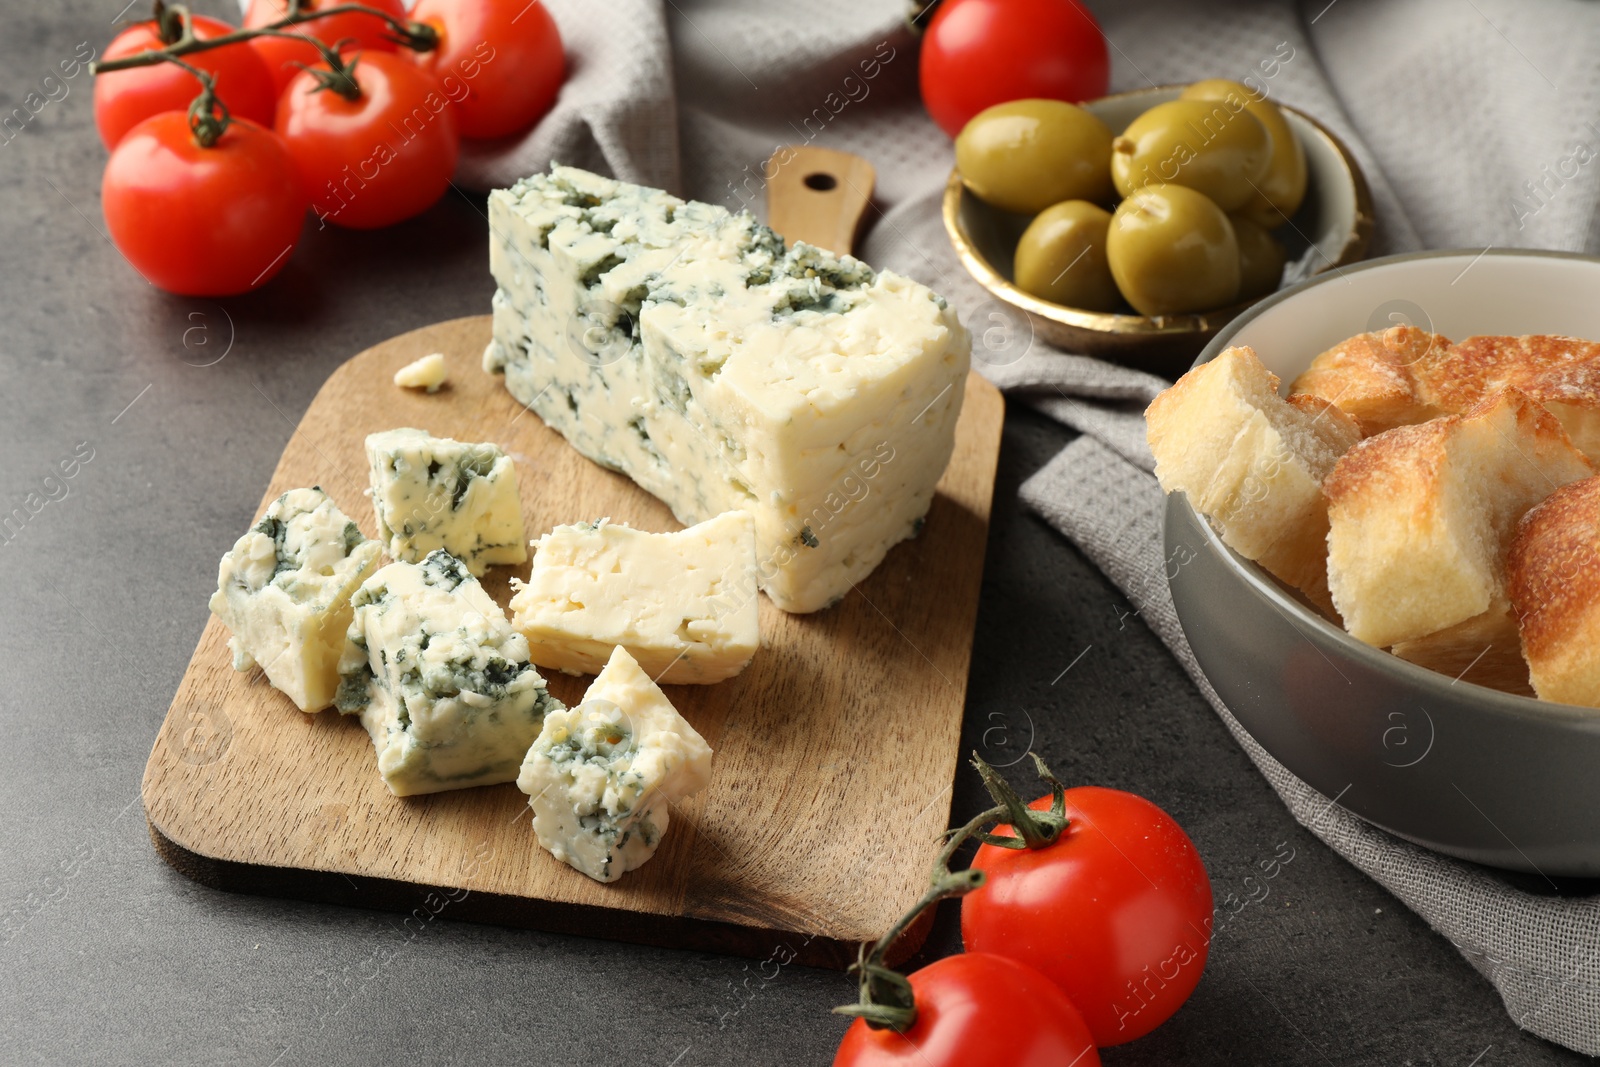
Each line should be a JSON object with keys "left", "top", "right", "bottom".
{"left": 0, "top": 3, "right": 1584, "bottom": 1063}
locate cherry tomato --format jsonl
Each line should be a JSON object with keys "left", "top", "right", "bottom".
{"left": 275, "top": 52, "right": 458, "bottom": 230}
{"left": 95, "top": 15, "right": 277, "bottom": 149}
{"left": 102, "top": 114, "right": 308, "bottom": 296}
{"left": 244, "top": 0, "right": 407, "bottom": 96}
{"left": 961, "top": 787, "right": 1213, "bottom": 1046}
{"left": 407, "top": 0, "right": 565, "bottom": 140}
{"left": 834, "top": 952, "right": 1099, "bottom": 1067}
{"left": 919, "top": 0, "right": 1109, "bottom": 138}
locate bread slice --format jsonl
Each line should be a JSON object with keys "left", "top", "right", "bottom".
{"left": 1414, "top": 335, "right": 1600, "bottom": 462}
{"left": 1147, "top": 345, "right": 1360, "bottom": 610}
{"left": 1389, "top": 607, "right": 1531, "bottom": 695}
{"left": 1325, "top": 387, "right": 1593, "bottom": 650}
{"left": 1507, "top": 476, "right": 1600, "bottom": 706}
{"left": 1289, "top": 326, "right": 1451, "bottom": 436}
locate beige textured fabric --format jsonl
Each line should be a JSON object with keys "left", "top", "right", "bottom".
{"left": 435, "top": 0, "right": 1600, "bottom": 1052}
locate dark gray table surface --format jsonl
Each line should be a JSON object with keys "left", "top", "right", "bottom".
{"left": 0, "top": 3, "right": 1589, "bottom": 1064}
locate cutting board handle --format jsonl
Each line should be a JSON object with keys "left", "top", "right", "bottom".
{"left": 765, "top": 145, "right": 876, "bottom": 257}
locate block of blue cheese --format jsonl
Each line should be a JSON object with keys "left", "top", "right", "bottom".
{"left": 508, "top": 511, "right": 759, "bottom": 684}
{"left": 365, "top": 427, "right": 527, "bottom": 577}
{"left": 209, "top": 486, "right": 382, "bottom": 712}
{"left": 484, "top": 165, "right": 971, "bottom": 613}
{"left": 335, "top": 550, "right": 562, "bottom": 796}
{"left": 517, "top": 645, "right": 713, "bottom": 882}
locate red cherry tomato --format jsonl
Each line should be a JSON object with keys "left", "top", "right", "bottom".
{"left": 244, "top": 0, "right": 407, "bottom": 96}
{"left": 102, "top": 114, "right": 308, "bottom": 296}
{"left": 407, "top": 0, "right": 565, "bottom": 140}
{"left": 275, "top": 52, "right": 458, "bottom": 230}
{"left": 95, "top": 15, "right": 277, "bottom": 149}
{"left": 919, "top": 0, "right": 1110, "bottom": 138}
{"left": 961, "top": 787, "right": 1213, "bottom": 1046}
{"left": 834, "top": 952, "right": 1099, "bottom": 1067}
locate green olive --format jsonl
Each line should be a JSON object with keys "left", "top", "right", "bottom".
{"left": 1231, "top": 214, "right": 1286, "bottom": 300}
{"left": 1013, "top": 200, "right": 1120, "bottom": 311}
{"left": 1110, "top": 99, "right": 1270, "bottom": 213}
{"left": 1107, "top": 185, "right": 1240, "bottom": 317}
{"left": 1181, "top": 79, "right": 1306, "bottom": 227}
{"left": 956, "top": 99, "right": 1115, "bottom": 215}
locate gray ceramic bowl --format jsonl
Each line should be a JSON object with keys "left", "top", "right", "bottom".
{"left": 1165, "top": 249, "right": 1600, "bottom": 878}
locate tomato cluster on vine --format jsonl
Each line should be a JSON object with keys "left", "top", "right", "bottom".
{"left": 92, "top": 1, "right": 566, "bottom": 297}
{"left": 833, "top": 756, "right": 1214, "bottom": 1067}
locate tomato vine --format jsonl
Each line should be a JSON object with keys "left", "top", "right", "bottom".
{"left": 834, "top": 752, "right": 1070, "bottom": 1031}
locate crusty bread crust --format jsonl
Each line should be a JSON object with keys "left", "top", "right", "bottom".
{"left": 1147, "top": 346, "right": 1359, "bottom": 613}
{"left": 1294, "top": 331, "right": 1600, "bottom": 463}
{"left": 1417, "top": 334, "right": 1600, "bottom": 409}
{"left": 1507, "top": 476, "right": 1600, "bottom": 706}
{"left": 1325, "top": 388, "right": 1593, "bottom": 649}
{"left": 1416, "top": 335, "right": 1600, "bottom": 462}
{"left": 1288, "top": 326, "right": 1451, "bottom": 436}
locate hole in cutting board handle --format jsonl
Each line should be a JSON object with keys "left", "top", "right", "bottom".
{"left": 803, "top": 172, "right": 838, "bottom": 192}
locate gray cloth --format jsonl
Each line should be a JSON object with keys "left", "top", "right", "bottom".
{"left": 455, "top": 0, "right": 1600, "bottom": 1052}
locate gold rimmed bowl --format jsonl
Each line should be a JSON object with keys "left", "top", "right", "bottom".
{"left": 942, "top": 85, "right": 1375, "bottom": 377}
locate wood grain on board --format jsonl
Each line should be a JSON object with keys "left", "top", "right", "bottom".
{"left": 143, "top": 315, "right": 1004, "bottom": 967}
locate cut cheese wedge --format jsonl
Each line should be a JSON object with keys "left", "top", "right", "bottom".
{"left": 484, "top": 165, "right": 969, "bottom": 613}
{"left": 510, "top": 512, "right": 760, "bottom": 685}
{"left": 517, "top": 646, "right": 713, "bottom": 882}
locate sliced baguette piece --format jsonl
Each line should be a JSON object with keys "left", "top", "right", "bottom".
{"left": 1147, "top": 345, "right": 1360, "bottom": 610}
{"left": 1325, "top": 387, "right": 1593, "bottom": 650}
{"left": 1289, "top": 326, "right": 1452, "bottom": 436}
{"left": 1414, "top": 335, "right": 1600, "bottom": 462}
{"left": 1507, "top": 476, "right": 1600, "bottom": 706}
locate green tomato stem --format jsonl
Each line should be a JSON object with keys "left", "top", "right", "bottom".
{"left": 831, "top": 753, "right": 1072, "bottom": 1032}
{"left": 92, "top": 0, "right": 437, "bottom": 77}
{"left": 150, "top": 54, "right": 231, "bottom": 147}
{"left": 969, "top": 751, "right": 1070, "bottom": 851}
{"left": 251, "top": 27, "right": 363, "bottom": 100}
{"left": 150, "top": 0, "right": 186, "bottom": 45}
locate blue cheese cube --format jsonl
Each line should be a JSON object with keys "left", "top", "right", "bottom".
{"left": 365, "top": 427, "right": 527, "bottom": 577}
{"left": 508, "top": 511, "right": 759, "bottom": 684}
{"left": 209, "top": 486, "right": 381, "bottom": 712}
{"left": 484, "top": 165, "right": 971, "bottom": 613}
{"left": 336, "top": 550, "right": 561, "bottom": 796}
{"left": 517, "top": 646, "right": 713, "bottom": 882}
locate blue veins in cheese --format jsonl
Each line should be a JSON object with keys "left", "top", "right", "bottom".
{"left": 335, "top": 550, "right": 562, "bottom": 797}
{"left": 209, "top": 486, "right": 382, "bottom": 712}
{"left": 517, "top": 645, "right": 713, "bottom": 882}
{"left": 508, "top": 511, "right": 759, "bottom": 685}
{"left": 483, "top": 164, "right": 972, "bottom": 613}
{"left": 365, "top": 427, "right": 527, "bottom": 577}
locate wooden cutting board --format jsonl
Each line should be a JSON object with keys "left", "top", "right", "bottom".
{"left": 143, "top": 315, "right": 1003, "bottom": 968}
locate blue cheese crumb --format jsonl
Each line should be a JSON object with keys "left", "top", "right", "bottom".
{"left": 209, "top": 486, "right": 381, "bottom": 712}
{"left": 336, "top": 550, "right": 561, "bottom": 796}
{"left": 365, "top": 427, "right": 528, "bottom": 577}
{"left": 517, "top": 646, "right": 712, "bottom": 882}
{"left": 393, "top": 353, "right": 448, "bottom": 392}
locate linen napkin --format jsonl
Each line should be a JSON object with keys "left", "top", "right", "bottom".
{"left": 446, "top": 0, "right": 1600, "bottom": 1052}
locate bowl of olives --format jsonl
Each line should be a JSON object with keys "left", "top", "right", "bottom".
{"left": 943, "top": 83, "right": 1374, "bottom": 375}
